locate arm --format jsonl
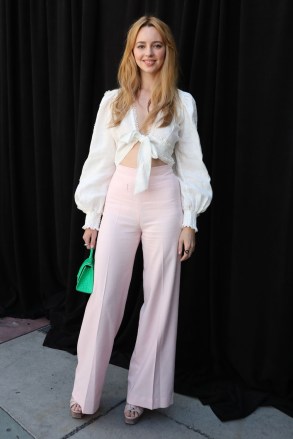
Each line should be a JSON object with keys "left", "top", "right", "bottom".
{"left": 174, "top": 91, "right": 212, "bottom": 259}
{"left": 75, "top": 90, "right": 117, "bottom": 241}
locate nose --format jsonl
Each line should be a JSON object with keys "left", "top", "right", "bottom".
{"left": 145, "top": 45, "right": 154, "bottom": 57}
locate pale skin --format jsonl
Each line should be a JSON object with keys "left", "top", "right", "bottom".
{"left": 73, "top": 25, "right": 195, "bottom": 418}
{"left": 83, "top": 26, "right": 196, "bottom": 261}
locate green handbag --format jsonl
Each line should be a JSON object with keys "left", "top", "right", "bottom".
{"left": 76, "top": 248, "right": 95, "bottom": 294}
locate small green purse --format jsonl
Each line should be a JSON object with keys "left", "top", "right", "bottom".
{"left": 76, "top": 248, "right": 95, "bottom": 294}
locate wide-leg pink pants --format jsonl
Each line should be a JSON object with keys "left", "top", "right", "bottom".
{"left": 72, "top": 164, "right": 183, "bottom": 413}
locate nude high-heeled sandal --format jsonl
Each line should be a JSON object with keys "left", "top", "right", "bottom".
{"left": 124, "top": 403, "right": 144, "bottom": 424}
{"left": 70, "top": 397, "right": 84, "bottom": 419}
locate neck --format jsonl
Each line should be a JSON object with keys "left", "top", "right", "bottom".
{"left": 140, "top": 72, "right": 157, "bottom": 93}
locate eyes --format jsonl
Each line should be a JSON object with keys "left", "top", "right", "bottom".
{"left": 136, "top": 43, "right": 164, "bottom": 50}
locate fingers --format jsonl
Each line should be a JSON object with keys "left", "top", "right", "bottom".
{"left": 178, "top": 229, "right": 196, "bottom": 262}
{"left": 178, "top": 237, "right": 183, "bottom": 260}
{"left": 180, "top": 245, "right": 193, "bottom": 261}
{"left": 178, "top": 238, "right": 190, "bottom": 262}
{"left": 83, "top": 228, "right": 98, "bottom": 249}
{"left": 180, "top": 243, "right": 195, "bottom": 261}
{"left": 180, "top": 248, "right": 189, "bottom": 262}
{"left": 180, "top": 244, "right": 195, "bottom": 261}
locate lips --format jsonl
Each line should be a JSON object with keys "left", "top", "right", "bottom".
{"left": 143, "top": 60, "right": 156, "bottom": 66}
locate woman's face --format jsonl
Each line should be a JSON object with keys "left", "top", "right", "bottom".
{"left": 133, "top": 26, "right": 166, "bottom": 76}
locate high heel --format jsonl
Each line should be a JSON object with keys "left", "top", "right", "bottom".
{"left": 70, "top": 397, "right": 84, "bottom": 419}
{"left": 124, "top": 403, "right": 144, "bottom": 424}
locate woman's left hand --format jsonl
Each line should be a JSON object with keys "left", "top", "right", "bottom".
{"left": 178, "top": 227, "right": 196, "bottom": 262}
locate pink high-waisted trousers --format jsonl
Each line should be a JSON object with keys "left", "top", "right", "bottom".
{"left": 72, "top": 164, "right": 183, "bottom": 413}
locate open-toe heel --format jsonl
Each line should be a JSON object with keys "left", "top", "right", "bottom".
{"left": 70, "top": 397, "right": 84, "bottom": 419}
{"left": 124, "top": 403, "right": 144, "bottom": 425}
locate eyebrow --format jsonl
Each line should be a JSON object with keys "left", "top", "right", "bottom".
{"left": 136, "top": 40, "right": 163, "bottom": 44}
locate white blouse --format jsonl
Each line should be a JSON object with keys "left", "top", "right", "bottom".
{"left": 75, "top": 89, "right": 212, "bottom": 231}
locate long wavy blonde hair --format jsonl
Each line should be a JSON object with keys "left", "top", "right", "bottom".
{"left": 111, "top": 16, "right": 179, "bottom": 131}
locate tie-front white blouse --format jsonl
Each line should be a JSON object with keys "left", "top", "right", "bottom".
{"left": 75, "top": 89, "right": 212, "bottom": 231}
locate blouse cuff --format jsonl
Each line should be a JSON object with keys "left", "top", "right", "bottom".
{"left": 82, "top": 211, "right": 102, "bottom": 231}
{"left": 182, "top": 210, "right": 198, "bottom": 232}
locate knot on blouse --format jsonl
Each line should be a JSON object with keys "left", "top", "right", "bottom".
{"left": 120, "top": 130, "right": 160, "bottom": 193}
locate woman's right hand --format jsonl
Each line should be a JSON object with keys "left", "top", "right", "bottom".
{"left": 83, "top": 228, "right": 98, "bottom": 249}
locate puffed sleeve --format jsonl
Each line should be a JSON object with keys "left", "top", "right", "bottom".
{"left": 74, "top": 90, "right": 117, "bottom": 230}
{"left": 174, "top": 91, "right": 212, "bottom": 231}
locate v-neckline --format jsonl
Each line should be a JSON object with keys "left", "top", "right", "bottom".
{"left": 132, "top": 105, "right": 153, "bottom": 136}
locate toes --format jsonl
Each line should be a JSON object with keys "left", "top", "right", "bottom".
{"left": 126, "top": 410, "right": 134, "bottom": 418}
{"left": 73, "top": 403, "right": 82, "bottom": 413}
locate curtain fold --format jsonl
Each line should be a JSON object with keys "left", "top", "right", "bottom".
{"left": 1, "top": 0, "right": 293, "bottom": 421}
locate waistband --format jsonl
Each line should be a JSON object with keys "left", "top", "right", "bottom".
{"left": 116, "top": 164, "right": 173, "bottom": 177}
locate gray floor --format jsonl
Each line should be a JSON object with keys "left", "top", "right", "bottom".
{"left": 0, "top": 329, "right": 292, "bottom": 439}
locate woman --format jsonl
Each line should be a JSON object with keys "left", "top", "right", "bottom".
{"left": 70, "top": 15, "right": 212, "bottom": 424}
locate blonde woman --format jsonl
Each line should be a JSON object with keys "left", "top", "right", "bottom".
{"left": 70, "top": 15, "right": 212, "bottom": 424}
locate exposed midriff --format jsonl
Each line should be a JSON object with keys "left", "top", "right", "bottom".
{"left": 120, "top": 141, "right": 166, "bottom": 168}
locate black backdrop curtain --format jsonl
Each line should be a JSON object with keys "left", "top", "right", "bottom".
{"left": 1, "top": 0, "right": 293, "bottom": 422}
